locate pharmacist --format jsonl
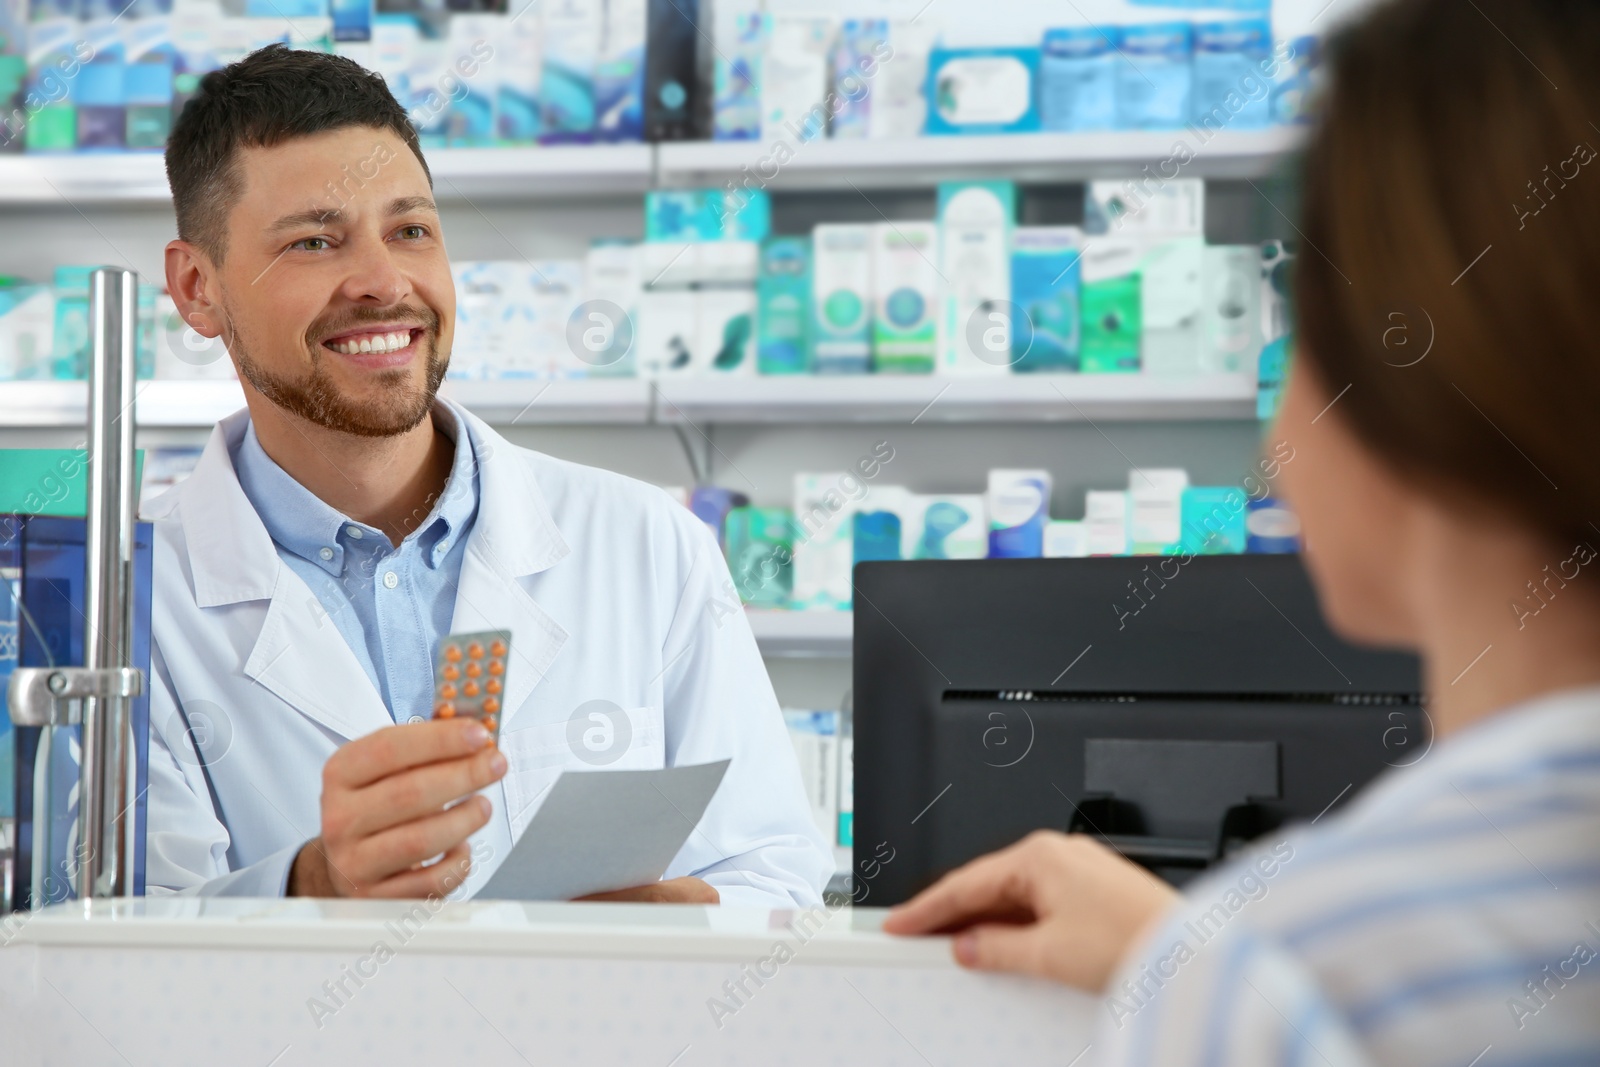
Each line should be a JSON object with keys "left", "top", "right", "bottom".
{"left": 142, "top": 45, "right": 830, "bottom": 906}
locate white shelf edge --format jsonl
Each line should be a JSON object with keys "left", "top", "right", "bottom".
{"left": 658, "top": 128, "right": 1306, "bottom": 189}
{"left": 655, "top": 373, "right": 1259, "bottom": 424}
{"left": 0, "top": 374, "right": 1257, "bottom": 430}
{"left": 748, "top": 608, "right": 852, "bottom": 658}
{"left": 0, "top": 129, "right": 1305, "bottom": 206}
{"left": 0, "top": 145, "right": 655, "bottom": 206}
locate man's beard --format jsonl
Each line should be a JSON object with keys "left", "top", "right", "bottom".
{"left": 228, "top": 303, "right": 448, "bottom": 438}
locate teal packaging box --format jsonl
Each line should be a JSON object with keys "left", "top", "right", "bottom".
{"left": 757, "top": 236, "right": 812, "bottom": 374}
{"left": 1011, "top": 226, "right": 1082, "bottom": 372}
{"left": 1180, "top": 486, "right": 1248, "bottom": 555}
{"left": 725, "top": 506, "right": 795, "bottom": 606}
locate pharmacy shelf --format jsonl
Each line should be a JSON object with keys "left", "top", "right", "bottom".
{"left": 654, "top": 372, "right": 1258, "bottom": 425}
{"left": 656, "top": 128, "right": 1307, "bottom": 191}
{"left": 439, "top": 377, "right": 653, "bottom": 424}
{"left": 747, "top": 608, "right": 853, "bottom": 658}
{"left": 0, "top": 144, "right": 655, "bottom": 206}
{"left": 0, "top": 377, "right": 654, "bottom": 429}
{"left": 0, "top": 374, "right": 1257, "bottom": 429}
{"left": 0, "top": 129, "right": 1303, "bottom": 206}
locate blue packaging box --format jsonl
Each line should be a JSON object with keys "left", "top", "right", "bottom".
{"left": 1192, "top": 18, "right": 1271, "bottom": 131}
{"left": 1040, "top": 27, "right": 1117, "bottom": 132}
{"left": 1117, "top": 21, "right": 1192, "bottom": 130}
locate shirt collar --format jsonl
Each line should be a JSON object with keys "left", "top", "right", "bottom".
{"left": 232, "top": 398, "right": 481, "bottom": 576}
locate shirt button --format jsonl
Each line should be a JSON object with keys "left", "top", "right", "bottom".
{"left": 346, "top": 526, "right": 364, "bottom": 539}
{"left": 319, "top": 547, "right": 334, "bottom": 561}
{"left": 383, "top": 571, "right": 398, "bottom": 589}
{"left": 407, "top": 715, "right": 425, "bottom": 724}
{"left": 437, "top": 540, "right": 450, "bottom": 554}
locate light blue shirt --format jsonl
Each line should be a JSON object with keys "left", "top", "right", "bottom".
{"left": 231, "top": 401, "right": 480, "bottom": 723}
{"left": 1096, "top": 683, "right": 1600, "bottom": 1067}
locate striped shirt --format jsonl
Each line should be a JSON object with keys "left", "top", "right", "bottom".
{"left": 1097, "top": 684, "right": 1600, "bottom": 1067}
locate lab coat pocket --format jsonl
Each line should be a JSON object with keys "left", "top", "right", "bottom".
{"left": 498, "top": 705, "right": 665, "bottom": 835}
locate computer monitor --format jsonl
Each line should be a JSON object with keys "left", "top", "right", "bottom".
{"left": 852, "top": 555, "right": 1424, "bottom": 906}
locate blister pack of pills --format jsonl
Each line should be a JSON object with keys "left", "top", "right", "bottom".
{"left": 431, "top": 629, "right": 511, "bottom": 743}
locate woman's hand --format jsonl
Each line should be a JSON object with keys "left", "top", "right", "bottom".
{"left": 881, "top": 831, "right": 1179, "bottom": 992}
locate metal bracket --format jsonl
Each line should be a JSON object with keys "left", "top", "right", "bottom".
{"left": 7, "top": 667, "right": 144, "bottom": 728}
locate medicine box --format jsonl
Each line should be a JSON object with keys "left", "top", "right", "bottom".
{"left": 870, "top": 221, "right": 938, "bottom": 374}
{"left": 938, "top": 181, "right": 1015, "bottom": 376}
{"left": 757, "top": 237, "right": 812, "bottom": 375}
{"left": 1011, "top": 226, "right": 1083, "bottom": 373}
{"left": 987, "top": 469, "right": 1051, "bottom": 559}
{"left": 925, "top": 46, "right": 1041, "bottom": 136}
{"left": 1085, "top": 490, "right": 1129, "bottom": 556}
{"left": 1129, "top": 468, "right": 1190, "bottom": 554}
{"left": 811, "top": 223, "right": 874, "bottom": 374}
{"left": 792, "top": 471, "right": 859, "bottom": 611}
{"left": 904, "top": 494, "right": 987, "bottom": 560}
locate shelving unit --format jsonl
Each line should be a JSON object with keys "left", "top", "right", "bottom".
{"left": 0, "top": 144, "right": 655, "bottom": 206}
{"left": 747, "top": 608, "right": 853, "bottom": 658}
{"left": 656, "top": 128, "right": 1306, "bottom": 191}
{"left": 0, "top": 128, "right": 1304, "bottom": 207}
{"left": 0, "top": 373, "right": 1257, "bottom": 429}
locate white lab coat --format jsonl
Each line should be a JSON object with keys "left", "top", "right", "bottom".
{"left": 140, "top": 406, "right": 833, "bottom": 907}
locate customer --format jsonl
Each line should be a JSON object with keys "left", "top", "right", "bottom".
{"left": 886, "top": 0, "right": 1600, "bottom": 1063}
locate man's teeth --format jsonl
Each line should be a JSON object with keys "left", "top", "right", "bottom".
{"left": 328, "top": 331, "right": 412, "bottom": 355}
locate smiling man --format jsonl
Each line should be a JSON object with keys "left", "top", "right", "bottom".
{"left": 145, "top": 44, "right": 832, "bottom": 906}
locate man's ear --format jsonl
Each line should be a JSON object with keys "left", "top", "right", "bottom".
{"left": 164, "top": 239, "right": 225, "bottom": 341}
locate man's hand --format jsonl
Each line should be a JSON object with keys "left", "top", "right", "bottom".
{"left": 881, "top": 831, "right": 1178, "bottom": 992}
{"left": 575, "top": 877, "right": 720, "bottom": 904}
{"left": 288, "top": 719, "right": 507, "bottom": 898}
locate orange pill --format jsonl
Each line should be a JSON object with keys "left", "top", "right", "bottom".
{"left": 485, "top": 678, "right": 502, "bottom": 694}
{"left": 487, "top": 660, "right": 504, "bottom": 676}
{"left": 465, "top": 662, "right": 482, "bottom": 678}
{"left": 444, "top": 645, "right": 463, "bottom": 663}
{"left": 489, "top": 639, "right": 507, "bottom": 656}
{"left": 463, "top": 681, "right": 480, "bottom": 697}
{"left": 483, "top": 716, "right": 498, "bottom": 733}
{"left": 467, "top": 643, "right": 485, "bottom": 659}
{"left": 435, "top": 703, "right": 455, "bottom": 718}
{"left": 483, "top": 697, "right": 500, "bottom": 714}
{"left": 439, "top": 683, "right": 457, "bottom": 699}
{"left": 442, "top": 664, "right": 460, "bottom": 682}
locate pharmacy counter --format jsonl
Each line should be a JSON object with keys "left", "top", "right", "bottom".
{"left": 0, "top": 898, "right": 1099, "bottom": 1066}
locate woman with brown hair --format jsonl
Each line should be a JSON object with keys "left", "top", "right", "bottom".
{"left": 886, "top": 0, "right": 1600, "bottom": 1062}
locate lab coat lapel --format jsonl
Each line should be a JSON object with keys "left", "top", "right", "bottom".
{"left": 244, "top": 566, "right": 397, "bottom": 740}
{"left": 175, "top": 409, "right": 396, "bottom": 742}
{"left": 447, "top": 410, "right": 571, "bottom": 733}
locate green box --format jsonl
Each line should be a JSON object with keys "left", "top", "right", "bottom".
{"left": 1180, "top": 486, "right": 1248, "bottom": 555}
{"left": 725, "top": 506, "right": 795, "bottom": 607}
{"left": 1081, "top": 272, "right": 1141, "bottom": 373}
{"left": 24, "top": 103, "right": 75, "bottom": 152}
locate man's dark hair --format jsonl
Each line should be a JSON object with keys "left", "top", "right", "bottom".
{"left": 164, "top": 44, "right": 431, "bottom": 263}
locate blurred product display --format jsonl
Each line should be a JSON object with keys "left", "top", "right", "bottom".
{"left": 0, "top": 0, "right": 1324, "bottom": 155}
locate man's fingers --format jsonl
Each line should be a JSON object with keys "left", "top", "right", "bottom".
{"left": 364, "top": 842, "right": 475, "bottom": 900}
{"left": 881, "top": 847, "right": 1034, "bottom": 935}
{"left": 952, "top": 922, "right": 1050, "bottom": 977}
{"left": 346, "top": 747, "right": 507, "bottom": 837}
{"left": 325, "top": 720, "right": 493, "bottom": 790}
{"left": 350, "top": 795, "right": 492, "bottom": 886}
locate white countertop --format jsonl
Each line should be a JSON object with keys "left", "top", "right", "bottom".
{"left": 5, "top": 898, "right": 955, "bottom": 967}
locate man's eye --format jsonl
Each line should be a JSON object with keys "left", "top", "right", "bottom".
{"left": 398, "top": 225, "right": 427, "bottom": 240}
{"left": 293, "top": 237, "right": 330, "bottom": 252}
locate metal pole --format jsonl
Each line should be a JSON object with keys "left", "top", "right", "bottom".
{"left": 78, "top": 267, "right": 138, "bottom": 899}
